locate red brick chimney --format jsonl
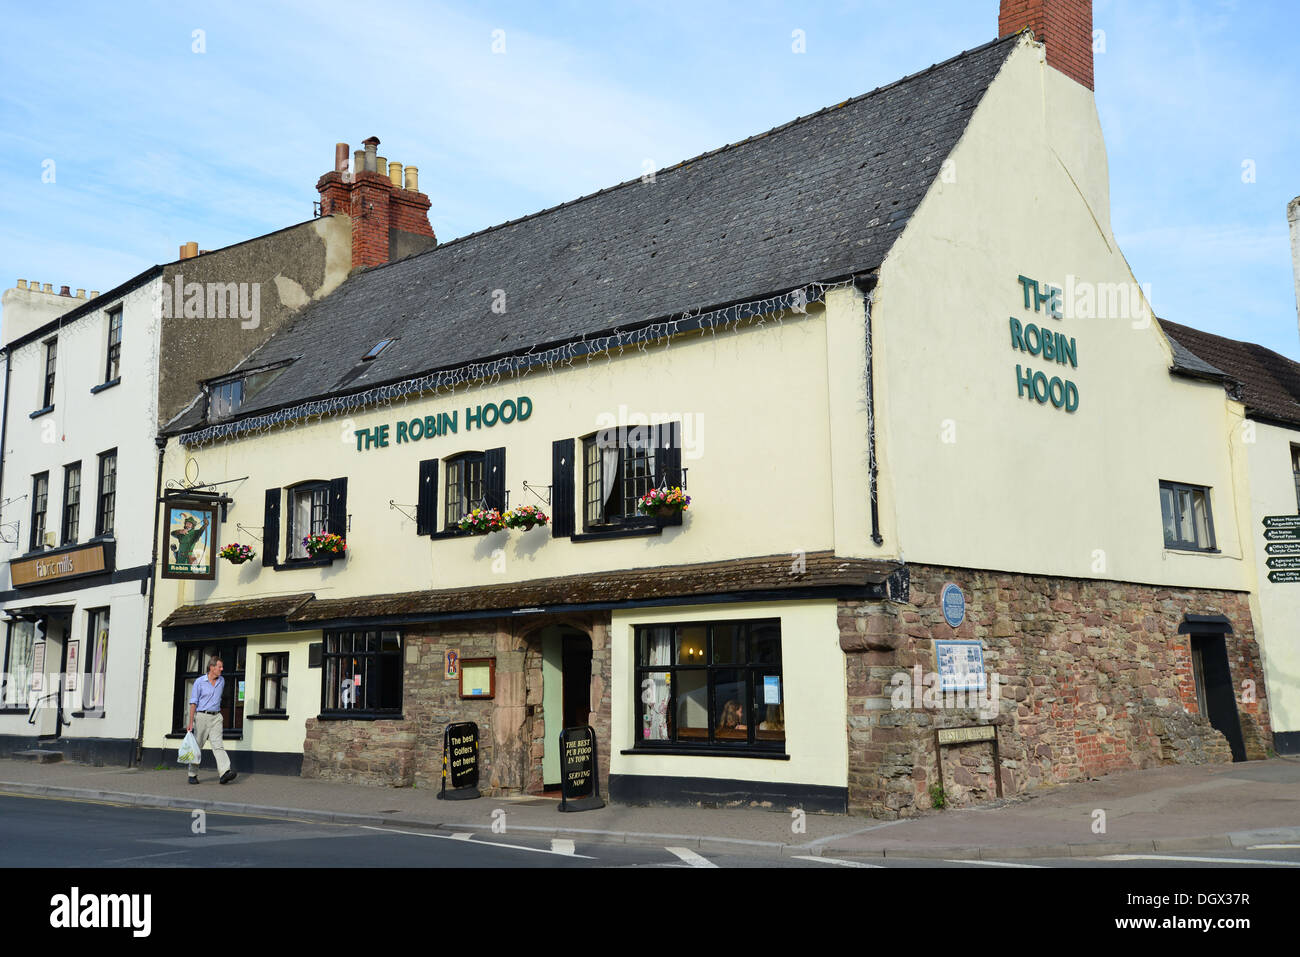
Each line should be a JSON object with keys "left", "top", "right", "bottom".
{"left": 316, "top": 136, "right": 436, "bottom": 271}
{"left": 999, "top": 0, "right": 1094, "bottom": 91}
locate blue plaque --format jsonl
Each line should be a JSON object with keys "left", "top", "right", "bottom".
{"left": 941, "top": 582, "right": 966, "bottom": 628}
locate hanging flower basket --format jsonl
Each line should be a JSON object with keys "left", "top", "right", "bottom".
{"left": 304, "top": 533, "right": 347, "bottom": 557}
{"left": 219, "top": 543, "right": 257, "bottom": 564}
{"left": 503, "top": 506, "right": 549, "bottom": 531}
{"left": 637, "top": 486, "right": 691, "bottom": 517}
{"left": 457, "top": 508, "right": 506, "bottom": 534}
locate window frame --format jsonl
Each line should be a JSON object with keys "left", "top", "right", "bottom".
{"left": 2, "top": 620, "right": 36, "bottom": 712}
{"left": 104, "top": 307, "right": 123, "bottom": 383}
{"left": 443, "top": 452, "right": 485, "bottom": 530}
{"left": 61, "top": 462, "right": 81, "bottom": 545}
{"left": 81, "top": 607, "right": 110, "bottom": 715}
{"left": 258, "top": 652, "right": 289, "bottom": 715}
{"left": 633, "top": 618, "right": 785, "bottom": 754}
{"left": 285, "top": 480, "right": 331, "bottom": 560}
{"left": 95, "top": 449, "right": 117, "bottom": 537}
{"left": 30, "top": 472, "right": 49, "bottom": 551}
{"left": 1159, "top": 480, "right": 1218, "bottom": 552}
{"left": 171, "top": 640, "right": 247, "bottom": 735}
{"left": 319, "top": 630, "right": 403, "bottom": 718}
{"left": 581, "top": 429, "right": 661, "bottom": 531}
{"left": 42, "top": 337, "right": 57, "bottom": 409}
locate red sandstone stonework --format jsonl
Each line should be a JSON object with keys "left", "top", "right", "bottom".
{"left": 302, "top": 614, "right": 612, "bottom": 798}
{"left": 840, "top": 565, "right": 1271, "bottom": 818}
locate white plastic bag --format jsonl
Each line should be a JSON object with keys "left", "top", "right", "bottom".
{"left": 177, "top": 730, "right": 201, "bottom": 765}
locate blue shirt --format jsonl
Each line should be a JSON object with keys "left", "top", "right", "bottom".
{"left": 190, "top": 675, "right": 224, "bottom": 712}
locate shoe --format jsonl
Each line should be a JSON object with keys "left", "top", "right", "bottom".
{"left": 220, "top": 770, "right": 237, "bottom": 784}
{"left": 188, "top": 776, "right": 199, "bottom": 785}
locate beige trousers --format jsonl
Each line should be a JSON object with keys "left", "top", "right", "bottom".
{"left": 189, "top": 711, "right": 231, "bottom": 777}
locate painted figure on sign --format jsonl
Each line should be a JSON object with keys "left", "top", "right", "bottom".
{"left": 170, "top": 513, "right": 209, "bottom": 566}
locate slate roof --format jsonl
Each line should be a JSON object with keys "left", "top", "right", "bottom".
{"left": 168, "top": 35, "right": 1018, "bottom": 434}
{"left": 158, "top": 552, "right": 900, "bottom": 634}
{"left": 1160, "top": 319, "right": 1300, "bottom": 429}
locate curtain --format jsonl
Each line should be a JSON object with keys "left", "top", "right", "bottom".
{"left": 294, "top": 491, "right": 312, "bottom": 557}
{"left": 645, "top": 627, "right": 672, "bottom": 741}
{"left": 597, "top": 434, "right": 620, "bottom": 514}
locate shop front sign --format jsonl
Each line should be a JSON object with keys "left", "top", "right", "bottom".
{"left": 1010, "top": 275, "right": 1080, "bottom": 413}
{"left": 162, "top": 500, "right": 217, "bottom": 580}
{"left": 10, "top": 542, "right": 112, "bottom": 588}
{"left": 354, "top": 395, "right": 534, "bottom": 451}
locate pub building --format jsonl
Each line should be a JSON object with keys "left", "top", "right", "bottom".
{"left": 141, "top": 0, "right": 1274, "bottom": 815}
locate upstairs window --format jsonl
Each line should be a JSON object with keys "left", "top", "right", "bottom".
{"left": 62, "top": 462, "right": 81, "bottom": 545}
{"left": 582, "top": 423, "right": 680, "bottom": 529}
{"left": 42, "top": 338, "right": 57, "bottom": 408}
{"left": 30, "top": 473, "right": 48, "bottom": 551}
{"left": 287, "top": 481, "right": 331, "bottom": 559}
{"left": 96, "top": 450, "right": 117, "bottom": 537}
{"left": 205, "top": 364, "right": 289, "bottom": 421}
{"left": 1160, "top": 481, "right": 1217, "bottom": 551}
{"left": 105, "top": 308, "right": 123, "bottom": 382}
{"left": 444, "top": 453, "right": 485, "bottom": 528}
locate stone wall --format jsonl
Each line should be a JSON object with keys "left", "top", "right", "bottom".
{"left": 841, "top": 565, "right": 1271, "bottom": 818}
{"left": 302, "top": 613, "right": 612, "bottom": 795}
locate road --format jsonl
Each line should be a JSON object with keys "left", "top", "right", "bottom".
{"left": 4, "top": 793, "right": 1300, "bottom": 869}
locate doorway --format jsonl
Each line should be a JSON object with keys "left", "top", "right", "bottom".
{"left": 1190, "top": 634, "right": 1246, "bottom": 762}
{"left": 539, "top": 625, "right": 592, "bottom": 790}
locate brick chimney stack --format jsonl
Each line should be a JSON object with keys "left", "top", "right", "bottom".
{"left": 999, "top": 0, "right": 1094, "bottom": 91}
{"left": 316, "top": 136, "right": 436, "bottom": 271}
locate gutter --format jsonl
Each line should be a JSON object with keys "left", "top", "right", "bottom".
{"left": 133, "top": 435, "right": 167, "bottom": 766}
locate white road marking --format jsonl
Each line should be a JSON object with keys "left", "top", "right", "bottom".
{"left": 1101, "top": 854, "right": 1300, "bottom": 866}
{"left": 665, "top": 846, "right": 717, "bottom": 867}
{"left": 552, "top": 839, "right": 576, "bottom": 855}
{"left": 359, "top": 825, "right": 594, "bottom": 858}
{"left": 791, "top": 855, "right": 883, "bottom": 868}
{"left": 942, "top": 859, "right": 1043, "bottom": 868}
{"left": 1245, "top": 844, "right": 1300, "bottom": 850}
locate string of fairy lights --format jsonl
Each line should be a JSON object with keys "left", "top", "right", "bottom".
{"left": 179, "top": 280, "right": 855, "bottom": 448}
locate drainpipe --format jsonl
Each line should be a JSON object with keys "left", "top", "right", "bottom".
{"left": 0, "top": 349, "right": 10, "bottom": 538}
{"left": 133, "top": 434, "right": 168, "bottom": 766}
{"left": 854, "top": 276, "right": 884, "bottom": 546}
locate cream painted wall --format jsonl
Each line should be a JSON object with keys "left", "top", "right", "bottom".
{"left": 142, "top": 630, "right": 319, "bottom": 752}
{"left": 609, "top": 600, "right": 846, "bottom": 789}
{"left": 873, "top": 36, "right": 1249, "bottom": 591}
{"left": 1244, "top": 421, "right": 1300, "bottom": 734}
{"left": 155, "top": 304, "right": 842, "bottom": 614}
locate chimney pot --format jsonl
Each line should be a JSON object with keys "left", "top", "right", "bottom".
{"left": 76, "top": 289, "right": 85, "bottom": 298}
{"left": 353, "top": 150, "right": 365, "bottom": 177}
{"left": 389, "top": 161, "right": 404, "bottom": 188}
{"left": 184, "top": 241, "right": 199, "bottom": 259}
{"left": 376, "top": 156, "right": 388, "bottom": 180}
{"left": 404, "top": 165, "right": 419, "bottom": 192}
{"left": 42, "top": 283, "right": 53, "bottom": 294}
{"left": 179, "top": 244, "right": 188, "bottom": 260}
{"left": 363, "top": 138, "right": 378, "bottom": 173}
{"left": 60, "top": 285, "right": 71, "bottom": 296}
{"left": 90, "top": 291, "right": 99, "bottom": 298}
{"left": 335, "top": 142, "right": 350, "bottom": 173}
{"left": 17, "top": 279, "right": 27, "bottom": 290}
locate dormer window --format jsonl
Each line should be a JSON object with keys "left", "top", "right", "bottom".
{"left": 205, "top": 362, "right": 291, "bottom": 421}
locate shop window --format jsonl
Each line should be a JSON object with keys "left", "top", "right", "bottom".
{"left": 2, "top": 621, "right": 36, "bottom": 710}
{"left": 61, "top": 462, "right": 81, "bottom": 545}
{"left": 635, "top": 619, "right": 784, "bottom": 751}
{"left": 259, "top": 652, "right": 289, "bottom": 714}
{"left": 581, "top": 422, "right": 680, "bottom": 530}
{"left": 95, "top": 450, "right": 117, "bottom": 537}
{"left": 82, "top": 608, "right": 109, "bottom": 714}
{"left": 30, "top": 472, "right": 48, "bottom": 551}
{"left": 286, "top": 481, "right": 331, "bottom": 558}
{"left": 172, "top": 640, "right": 246, "bottom": 734}
{"left": 1159, "top": 481, "right": 1217, "bottom": 551}
{"left": 320, "top": 630, "right": 402, "bottom": 717}
{"left": 104, "top": 307, "right": 122, "bottom": 383}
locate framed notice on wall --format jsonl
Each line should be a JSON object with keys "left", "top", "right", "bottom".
{"left": 162, "top": 500, "right": 217, "bottom": 580}
{"left": 65, "top": 640, "right": 80, "bottom": 692}
{"left": 935, "top": 640, "right": 986, "bottom": 692}
{"left": 459, "top": 658, "right": 495, "bottom": 699}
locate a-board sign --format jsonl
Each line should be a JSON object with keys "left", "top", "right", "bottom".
{"left": 558, "top": 725, "right": 605, "bottom": 812}
{"left": 437, "top": 721, "right": 481, "bottom": 801}
{"left": 937, "top": 725, "right": 996, "bottom": 745}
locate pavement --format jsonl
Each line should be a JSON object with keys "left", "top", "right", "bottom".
{"left": 3, "top": 756, "right": 1300, "bottom": 861}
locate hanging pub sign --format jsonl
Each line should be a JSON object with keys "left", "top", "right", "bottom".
{"left": 558, "top": 725, "right": 605, "bottom": 812}
{"left": 437, "top": 721, "right": 481, "bottom": 800}
{"left": 162, "top": 498, "right": 218, "bottom": 580}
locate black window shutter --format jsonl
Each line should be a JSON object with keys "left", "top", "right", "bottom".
{"left": 484, "top": 447, "right": 506, "bottom": 511}
{"left": 416, "top": 459, "right": 438, "bottom": 536}
{"left": 328, "top": 477, "right": 348, "bottom": 538}
{"left": 658, "top": 422, "right": 681, "bottom": 487}
{"left": 262, "top": 488, "right": 281, "bottom": 566}
{"left": 552, "top": 438, "right": 574, "bottom": 538}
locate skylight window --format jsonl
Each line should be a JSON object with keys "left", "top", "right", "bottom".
{"left": 362, "top": 339, "right": 396, "bottom": 361}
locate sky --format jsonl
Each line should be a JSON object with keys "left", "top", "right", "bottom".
{"left": 1, "top": 0, "right": 1297, "bottom": 356}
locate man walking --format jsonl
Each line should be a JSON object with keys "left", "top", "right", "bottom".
{"left": 187, "top": 655, "right": 236, "bottom": 785}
